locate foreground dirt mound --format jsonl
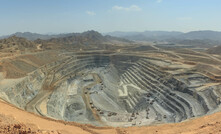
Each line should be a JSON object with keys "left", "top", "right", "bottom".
{"left": 0, "top": 113, "right": 59, "bottom": 134}
{"left": 1, "top": 99, "right": 221, "bottom": 134}
{"left": 0, "top": 123, "right": 40, "bottom": 134}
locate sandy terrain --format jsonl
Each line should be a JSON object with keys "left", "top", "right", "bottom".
{"left": 0, "top": 100, "right": 92, "bottom": 134}
{"left": 1, "top": 98, "right": 221, "bottom": 134}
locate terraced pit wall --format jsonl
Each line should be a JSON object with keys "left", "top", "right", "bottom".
{"left": 1, "top": 52, "right": 221, "bottom": 127}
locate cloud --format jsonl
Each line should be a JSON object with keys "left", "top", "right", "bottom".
{"left": 86, "top": 11, "right": 96, "bottom": 16}
{"left": 112, "top": 5, "right": 141, "bottom": 12}
{"left": 156, "top": 0, "right": 163, "bottom": 3}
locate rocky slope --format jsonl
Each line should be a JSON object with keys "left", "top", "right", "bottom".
{"left": 0, "top": 31, "right": 132, "bottom": 52}
{"left": 0, "top": 36, "right": 37, "bottom": 52}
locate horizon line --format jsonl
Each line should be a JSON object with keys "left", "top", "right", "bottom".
{"left": 1, "top": 29, "right": 221, "bottom": 37}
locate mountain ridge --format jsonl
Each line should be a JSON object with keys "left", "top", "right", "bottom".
{"left": 105, "top": 30, "right": 221, "bottom": 42}
{"left": 0, "top": 30, "right": 133, "bottom": 52}
{"left": 2, "top": 30, "right": 221, "bottom": 42}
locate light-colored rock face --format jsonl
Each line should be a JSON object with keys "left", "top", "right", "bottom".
{"left": 0, "top": 72, "right": 3, "bottom": 80}
{"left": 1, "top": 52, "right": 221, "bottom": 127}
{"left": 0, "top": 69, "right": 45, "bottom": 108}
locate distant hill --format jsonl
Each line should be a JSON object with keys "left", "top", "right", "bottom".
{"left": 13, "top": 32, "right": 55, "bottom": 40}
{"left": 2, "top": 30, "right": 221, "bottom": 42}
{"left": 34, "top": 30, "right": 133, "bottom": 50}
{"left": 0, "top": 31, "right": 133, "bottom": 52}
{"left": 0, "top": 36, "right": 36, "bottom": 52}
{"left": 39, "top": 30, "right": 107, "bottom": 45}
{"left": 0, "top": 32, "right": 53, "bottom": 40}
{"left": 176, "top": 31, "right": 221, "bottom": 41}
{"left": 0, "top": 31, "right": 133, "bottom": 43}
{"left": 35, "top": 30, "right": 132, "bottom": 44}
{"left": 105, "top": 31, "right": 183, "bottom": 41}
{"left": 0, "top": 32, "right": 80, "bottom": 41}
{"left": 207, "top": 45, "right": 221, "bottom": 54}
{"left": 105, "top": 30, "right": 221, "bottom": 42}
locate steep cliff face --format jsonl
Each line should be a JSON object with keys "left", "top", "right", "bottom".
{"left": 47, "top": 80, "right": 87, "bottom": 122}
{"left": 0, "top": 68, "right": 46, "bottom": 108}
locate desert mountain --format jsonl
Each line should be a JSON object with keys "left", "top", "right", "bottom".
{"left": 0, "top": 30, "right": 133, "bottom": 43}
{"left": 177, "top": 30, "right": 221, "bottom": 41}
{"left": 207, "top": 45, "right": 221, "bottom": 54}
{"left": 106, "top": 31, "right": 182, "bottom": 41}
{"left": 2, "top": 30, "right": 221, "bottom": 42}
{"left": 106, "top": 30, "right": 221, "bottom": 42}
{"left": 0, "top": 31, "right": 132, "bottom": 52}
{"left": 0, "top": 32, "right": 69, "bottom": 40}
{"left": 0, "top": 36, "right": 36, "bottom": 52}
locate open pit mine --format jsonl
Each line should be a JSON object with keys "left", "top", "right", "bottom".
{"left": 1, "top": 31, "right": 221, "bottom": 130}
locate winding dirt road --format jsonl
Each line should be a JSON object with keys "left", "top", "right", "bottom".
{"left": 81, "top": 73, "right": 105, "bottom": 125}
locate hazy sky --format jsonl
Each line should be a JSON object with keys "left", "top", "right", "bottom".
{"left": 0, "top": 0, "right": 221, "bottom": 35}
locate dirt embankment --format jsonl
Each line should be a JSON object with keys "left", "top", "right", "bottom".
{"left": 1, "top": 98, "right": 221, "bottom": 134}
